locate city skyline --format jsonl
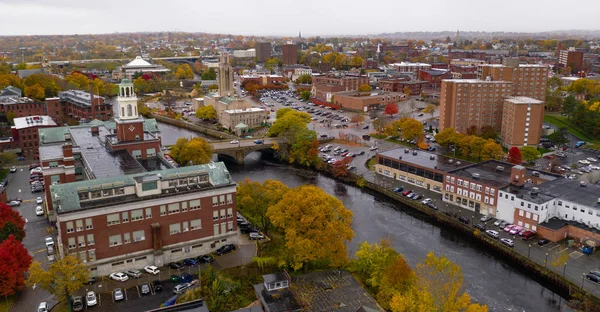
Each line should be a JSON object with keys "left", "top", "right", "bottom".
{"left": 1, "top": 0, "right": 599, "bottom": 37}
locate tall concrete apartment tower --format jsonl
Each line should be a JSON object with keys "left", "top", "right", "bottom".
{"left": 477, "top": 60, "right": 548, "bottom": 102}
{"left": 282, "top": 43, "right": 298, "bottom": 65}
{"left": 218, "top": 52, "right": 234, "bottom": 97}
{"left": 256, "top": 42, "right": 272, "bottom": 63}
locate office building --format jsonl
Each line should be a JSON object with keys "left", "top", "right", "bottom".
{"left": 46, "top": 90, "right": 113, "bottom": 123}
{"left": 282, "top": 44, "right": 298, "bottom": 65}
{"left": 311, "top": 74, "right": 369, "bottom": 102}
{"left": 559, "top": 49, "right": 584, "bottom": 72}
{"left": 9, "top": 116, "right": 57, "bottom": 159}
{"left": 256, "top": 42, "right": 272, "bottom": 63}
{"left": 501, "top": 97, "right": 544, "bottom": 147}
{"left": 0, "top": 87, "right": 46, "bottom": 118}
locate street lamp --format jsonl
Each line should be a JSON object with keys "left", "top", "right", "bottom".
{"left": 563, "top": 262, "right": 567, "bottom": 278}
{"left": 545, "top": 253, "right": 549, "bottom": 268}
{"left": 582, "top": 273, "right": 586, "bottom": 289}
{"left": 528, "top": 244, "right": 531, "bottom": 259}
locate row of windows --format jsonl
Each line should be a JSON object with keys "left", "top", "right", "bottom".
{"left": 378, "top": 158, "right": 443, "bottom": 182}
{"left": 169, "top": 219, "right": 203, "bottom": 234}
{"left": 109, "top": 230, "right": 146, "bottom": 246}
{"left": 79, "top": 187, "right": 126, "bottom": 200}
{"left": 67, "top": 234, "right": 95, "bottom": 249}
{"left": 66, "top": 218, "right": 94, "bottom": 233}
{"left": 107, "top": 208, "right": 152, "bottom": 225}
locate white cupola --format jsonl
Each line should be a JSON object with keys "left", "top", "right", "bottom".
{"left": 117, "top": 78, "right": 138, "bottom": 120}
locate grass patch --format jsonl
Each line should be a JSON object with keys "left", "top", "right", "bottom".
{"left": 0, "top": 295, "right": 15, "bottom": 312}
{"left": 544, "top": 115, "right": 598, "bottom": 143}
{"left": 369, "top": 133, "right": 387, "bottom": 139}
{"left": 366, "top": 157, "right": 376, "bottom": 170}
{"left": 537, "top": 147, "right": 552, "bottom": 154}
{"left": 0, "top": 168, "right": 8, "bottom": 182}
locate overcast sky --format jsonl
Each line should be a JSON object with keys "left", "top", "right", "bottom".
{"left": 1, "top": 0, "right": 599, "bottom": 37}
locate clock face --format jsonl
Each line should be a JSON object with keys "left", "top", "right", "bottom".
{"left": 129, "top": 125, "right": 135, "bottom": 132}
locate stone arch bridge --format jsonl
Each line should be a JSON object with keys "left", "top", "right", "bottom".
{"left": 211, "top": 138, "right": 287, "bottom": 164}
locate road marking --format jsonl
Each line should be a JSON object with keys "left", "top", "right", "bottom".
{"left": 559, "top": 247, "right": 570, "bottom": 254}
{"left": 33, "top": 249, "right": 47, "bottom": 254}
{"left": 570, "top": 251, "right": 584, "bottom": 259}
{"left": 549, "top": 244, "right": 561, "bottom": 251}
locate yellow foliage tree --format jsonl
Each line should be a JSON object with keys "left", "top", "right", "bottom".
{"left": 358, "top": 83, "right": 372, "bottom": 92}
{"left": 267, "top": 185, "right": 354, "bottom": 270}
{"left": 27, "top": 255, "right": 90, "bottom": 304}
{"left": 169, "top": 137, "right": 213, "bottom": 165}
{"left": 195, "top": 105, "right": 217, "bottom": 120}
{"left": 24, "top": 83, "right": 45, "bottom": 100}
{"left": 480, "top": 140, "right": 504, "bottom": 160}
{"left": 236, "top": 179, "right": 289, "bottom": 236}
{"left": 175, "top": 64, "right": 194, "bottom": 79}
{"left": 422, "top": 104, "right": 436, "bottom": 117}
{"left": 65, "top": 72, "right": 90, "bottom": 90}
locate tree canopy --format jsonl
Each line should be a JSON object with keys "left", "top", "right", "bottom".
{"left": 0, "top": 203, "right": 26, "bottom": 242}
{"left": 296, "top": 74, "right": 312, "bottom": 84}
{"left": 0, "top": 235, "right": 31, "bottom": 297}
{"left": 170, "top": 137, "right": 213, "bottom": 165}
{"left": 236, "top": 179, "right": 290, "bottom": 236}
{"left": 520, "top": 146, "right": 540, "bottom": 163}
{"left": 27, "top": 255, "right": 89, "bottom": 303}
{"left": 507, "top": 147, "right": 522, "bottom": 165}
{"left": 267, "top": 185, "right": 354, "bottom": 270}
{"left": 384, "top": 103, "right": 399, "bottom": 116}
{"left": 175, "top": 64, "right": 194, "bottom": 80}
{"left": 195, "top": 105, "right": 217, "bottom": 120}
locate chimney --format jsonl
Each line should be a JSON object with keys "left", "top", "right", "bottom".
{"left": 510, "top": 165, "right": 527, "bottom": 186}
{"left": 90, "top": 126, "right": 99, "bottom": 136}
{"left": 62, "top": 143, "right": 73, "bottom": 158}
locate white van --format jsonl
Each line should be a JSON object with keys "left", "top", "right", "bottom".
{"left": 173, "top": 283, "right": 191, "bottom": 294}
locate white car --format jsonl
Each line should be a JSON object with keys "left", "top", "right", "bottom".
{"left": 249, "top": 232, "right": 265, "bottom": 240}
{"left": 144, "top": 265, "right": 160, "bottom": 275}
{"left": 38, "top": 302, "right": 48, "bottom": 312}
{"left": 30, "top": 168, "right": 43, "bottom": 174}
{"left": 109, "top": 272, "right": 129, "bottom": 282}
{"left": 45, "top": 237, "right": 54, "bottom": 248}
{"left": 500, "top": 238, "right": 514, "bottom": 247}
{"left": 421, "top": 198, "right": 432, "bottom": 205}
{"left": 35, "top": 206, "right": 44, "bottom": 216}
{"left": 579, "top": 160, "right": 591, "bottom": 165}
{"left": 36, "top": 197, "right": 43, "bottom": 204}
{"left": 485, "top": 230, "right": 499, "bottom": 238}
{"left": 86, "top": 291, "right": 97, "bottom": 307}
{"left": 369, "top": 146, "right": 378, "bottom": 151}
{"left": 480, "top": 215, "right": 492, "bottom": 222}
{"left": 587, "top": 157, "right": 598, "bottom": 162}
{"left": 9, "top": 166, "right": 16, "bottom": 173}
{"left": 230, "top": 140, "right": 239, "bottom": 144}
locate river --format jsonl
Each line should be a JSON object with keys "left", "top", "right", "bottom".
{"left": 156, "top": 121, "right": 570, "bottom": 311}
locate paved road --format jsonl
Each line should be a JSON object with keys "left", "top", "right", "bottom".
{"left": 211, "top": 137, "right": 282, "bottom": 150}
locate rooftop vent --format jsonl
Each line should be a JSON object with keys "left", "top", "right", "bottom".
{"left": 455, "top": 161, "right": 461, "bottom": 166}
{"left": 580, "top": 181, "right": 587, "bottom": 187}
{"left": 448, "top": 159, "right": 454, "bottom": 163}
{"left": 597, "top": 198, "right": 600, "bottom": 204}
{"left": 404, "top": 149, "right": 410, "bottom": 153}
{"left": 472, "top": 173, "right": 480, "bottom": 179}
{"left": 398, "top": 156, "right": 402, "bottom": 160}
{"left": 531, "top": 187, "right": 539, "bottom": 195}
{"left": 412, "top": 151, "right": 417, "bottom": 156}
{"left": 532, "top": 171, "right": 540, "bottom": 177}
{"left": 430, "top": 155, "right": 435, "bottom": 160}
{"left": 496, "top": 166, "right": 505, "bottom": 171}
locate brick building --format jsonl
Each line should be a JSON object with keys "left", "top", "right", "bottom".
{"left": 0, "top": 86, "right": 46, "bottom": 118}
{"left": 311, "top": 74, "right": 369, "bottom": 102}
{"left": 477, "top": 62, "right": 548, "bottom": 102}
{"left": 282, "top": 44, "right": 298, "bottom": 65}
{"left": 418, "top": 69, "right": 452, "bottom": 88}
{"left": 48, "top": 90, "right": 113, "bottom": 123}
{"left": 221, "top": 108, "right": 267, "bottom": 133}
{"left": 501, "top": 97, "right": 544, "bottom": 147}
{"left": 378, "top": 79, "right": 427, "bottom": 95}
{"left": 362, "top": 58, "right": 378, "bottom": 70}
{"left": 239, "top": 74, "right": 285, "bottom": 86}
{"left": 51, "top": 162, "right": 238, "bottom": 276}
{"left": 11, "top": 115, "right": 57, "bottom": 159}
{"left": 559, "top": 49, "right": 584, "bottom": 72}
{"left": 256, "top": 42, "right": 272, "bottom": 63}
{"left": 389, "top": 62, "right": 431, "bottom": 75}
{"left": 332, "top": 91, "right": 404, "bottom": 112}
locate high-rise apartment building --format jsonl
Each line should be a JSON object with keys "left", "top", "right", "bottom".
{"left": 559, "top": 49, "right": 584, "bottom": 72}
{"left": 501, "top": 97, "right": 544, "bottom": 147}
{"left": 439, "top": 80, "right": 513, "bottom": 134}
{"left": 256, "top": 42, "right": 272, "bottom": 63}
{"left": 477, "top": 62, "right": 548, "bottom": 102}
{"left": 282, "top": 44, "right": 298, "bottom": 65}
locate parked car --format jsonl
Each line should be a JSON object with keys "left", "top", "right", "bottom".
{"left": 180, "top": 273, "right": 193, "bottom": 283}
{"left": 38, "top": 302, "right": 48, "bottom": 312}
{"left": 173, "top": 283, "right": 192, "bottom": 295}
{"left": 168, "top": 262, "right": 183, "bottom": 270}
{"left": 521, "top": 231, "right": 536, "bottom": 240}
{"left": 216, "top": 244, "right": 236, "bottom": 255}
{"left": 170, "top": 274, "right": 181, "bottom": 283}
{"left": 485, "top": 230, "right": 499, "bottom": 239}
{"left": 183, "top": 258, "right": 199, "bottom": 266}
{"left": 35, "top": 206, "right": 44, "bottom": 216}
{"left": 503, "top": 224, "right": 516, "bottom": 232}
{"left": 36, "top": 196, "right": 43, "bottom": 204}
{"left": 393, "top": 186, "right": 404, "bottom": 193}
{"left": 475, "top": 224, "right": 486, "bottom": 231}
{"left": 72, "top": 296, "right": 83, "bottom": 311}
{"left": 421, "top": 198, "right": 432, "bottom": 205}
{"left": 144, "top": 265, "right": 160, "bottom": 275}
{"left": 458, "top": 216, "right": 470, "bottom": 224}
{"left": 9, "top": 166, "right": 16, "bottom": 173}
{"left": 500, "top": 238, "right": 514, "bottom": 247}
{"left": 83, "top": 277, "right": 96, "bottom": 285}
{"left": 45, "top": 237, "right": 54, "bottom": 248}
{"left": 8, "top": 200, "right": 20, "bottom": 207}
{"left": 480, "top": 215, "right": 492, "bottom": 222}
{"left": 537, "top": 239, "right": 550, "bottom": 246}
{"left": 509, "top": 226, "right": 523, "bottom": 235}
{"left": 586, "top": 273, "right": 600, "bottom": 284}
{"left": 141, "top": 284, "right": 151, "bottom": 295}
{"left": 109, "top": 272, "right": 129, "bottom": 282}
{"left": 197, "top": 254, "right": 214, "bottom": 264}
{"left": 402, "top": 190, "right": 413, "bottom": 196}
{"left": 151, "top": 280, "right": 163, "bottom": 292}
{"left": 125, "top": 269, "right": 142, "bottom": 278}
{"left": 249, "top": 232, "right": 265, "bottom": 240}
{"left": 85, "top": 291, "right": 97, "bottom": 307}
{"left": 113, "top": 288, "right": 124, "bottom": 301}
{"left": 493, "top": 219, "right": 504, "bottom": 227}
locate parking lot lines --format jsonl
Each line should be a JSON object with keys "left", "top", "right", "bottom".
{"left": 548, "top": 244, "right": 562, "bottom": 251}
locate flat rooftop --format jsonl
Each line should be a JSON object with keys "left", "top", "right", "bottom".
{"left": 449, "top": 160, "right": 561, "bottom": 189}
{"left": 14, "top": 115, "right": 56, "bottom": 130}
{"left": 537, "top": 178, "right": 600, "bottom": 210}
{"left": 441, "top": 79, "right": 512, "bottom": 84}
{"left": 505, "top": 96, "right": 543, "bottom": 104}
{"left": 539, "top": 217, "right": 600, "bottom": 235}
{"left": 378, "top": 148, "right": 473, "bottom": 172}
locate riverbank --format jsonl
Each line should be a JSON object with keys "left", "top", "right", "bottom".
{"left": 312, "top": 161, "right": 600, "bottom": 309}
{"left": 151, "top": 114, "right": 236, "bottom": 141}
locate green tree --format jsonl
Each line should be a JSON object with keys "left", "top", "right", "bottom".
{"left": 267, "top": 110, "right": 311, "bottom": 138}
{"left": 520, "top": 146, "right": 540, "bottom": 162}
{"left": 300, "top": 90, "right": 311, "bottom": 101}
{"left": 0, "top": 62, "right": 11, "bottom": 74}
{"left": 422, "top": 104, "right": 436, "bottom": 118}
{"left": 288, "top": 129, "right": 320, "bottom": 166}
{"left": 296, "top": 74, "right": 312, "bottom": 84}
{"left": 201, "top": 68, "right": 217, "bottom": 80}
{"left": 351, "top": 55, "right": 364, "bottom": 67}
{"left": 267, "top": 185, "right": 354, "bottom": 270}
{"left": 479, "top": 125, "right": 498, "bottom": 140}
{"left": 358, "top": 83, "right": 372, "bottom": 92}
{"left": 27, "top": 255, "right": 89, "bottom": 304}
{"left": 5, "top": 111, "right": 16, "bottom": 126}
{"left": 264, "top": 57, "right": 280, "bottom": 72}
{"left": 276, "top": 107, "right": 293, "bottom": 119}
{"left": 547, "top": 129, "right": 569, "bottom": 146}
{"left": 0, "top": 153, "right": 16, "bottom": 169}
{"left": 562, "top": 95, "right": 578, "bottom": 119}
{"left": 170, "top": 137, "right": 213, "bottom": 165}
{"left": 195, "top": 105, "right": 217, "bottom": 120}
{"left": 134, "top": 76, "right": 149, "bottom": 93}
{"left": 175, "top": 64, "right": 194, "bottom": 79}
{"left": 236, "top": 179, "right": 290, "bottom": 236}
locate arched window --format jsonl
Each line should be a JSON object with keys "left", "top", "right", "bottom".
{"left": 125, "top": 87, "right": 130, "bottom": 97}
{"left": 134, "top": 106, "right": 137, "bottom": 116}
{"left": 121, "top": 87, "right": 125, "bottom": 97}
{"left": 127, "top": 104, "right": 133, "bottom": 116}
{"left": 121, "top": 107, "right": 125, "bottom": 117}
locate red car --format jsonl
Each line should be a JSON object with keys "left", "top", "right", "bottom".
{"left": 341, "top": 152, "right": 349, "bottom": 157}
{"left": 544, "top": 155, "right": 554, "bottom": 159}
{"left": 402, "top": 190, "right": 413, "bottom": 196}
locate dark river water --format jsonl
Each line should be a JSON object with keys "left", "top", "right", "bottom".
{"left": 157, "top": 122, "right": 570, "bottom": 312}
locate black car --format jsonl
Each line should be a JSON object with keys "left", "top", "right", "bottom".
{"left": 151, "top": 280, "right": 163, "bottom": 292}
{"left": 197, "top": 254, "right": 214, "bottom": 264}
{"left": 83, "top": 277, "right": 96, "bottom": 285}
{"left": 363, "top": 125, "right": 369, "bottom": 129}
{"left": 537, "top": 239, "right": 550, "bottom": 246}
{"left": 458, "top": 216, "right": 470, "bottom": 224}
{"left": 240, "top": 225, "right": 256, "bottom": 234}
{"left": 474, "top": 224, "right": 486, "bottom": 231}
{"left": 587, "top": 274, "right": 600, "bottom": 284}
{"left": 216, "top": 244, "right": 236, "bottom": 255}
{"left": 168, "top": 262, "right": 183, "bottom": 270}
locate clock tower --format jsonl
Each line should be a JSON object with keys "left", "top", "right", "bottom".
{"left": 115, "top": 79, "right": 144, "bottom": 142}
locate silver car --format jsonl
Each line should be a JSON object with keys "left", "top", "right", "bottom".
{"left": 113, "top": 288, "right": 124, "bottom": 301}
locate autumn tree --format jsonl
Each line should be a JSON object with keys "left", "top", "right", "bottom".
{"left": 236, "top": 179, "right": 289, "bottom": 236}
{"left": 507, "top": 147, "right": 523, "bottom": 165}
{"left": 195, "top": 105, "right": 217, "bottom": 120}
{"left": 24, "top": 84, "right": 45, "bottom": 100}
{"left": 267, "top": 110, "right": 311, "bottom": 138}
{"left": 333, "top": 156, "right": 353, "bottom": 177}
{"left": 520, "top": 146, "right": 540, "bottom": 163}
{"left": 0, "top": 203, "right": 26, "bottom": 242}
{"left": 351, "top": 55, "right": 364, "bottom": 68}
{"left": 27, "top": 255, "right": 89, "bottom": 304}
{"left": 296, "top": 74, "right": 312, "bottom": 84}
{"left": 65, "top": 72, "right": 90, "bottom": 90}
{"left": 373, "top": 118, "right": 386, "bottom": 134}
{"left": 358, "top": 83, "right": 372, "bottom": 92}
{"left": 289, "top": 129, "right": 321, "bottom": 167}
{"left": 276, "top": 108, "right": 293, "bottom": 119}
{"left": 201, "top": 68, "right": 217, "bottom": 80}
{"left": 479, "top": 125, "right": 498, "bottom": 140}
{"left": 300, "top": 90, "right": 311, "bottom": 101}
{"left": 402, "top": 86, "right": 412, "bottom": 97}
{"left": 435, "top": 128, "right": 461, "bottom": 149}
{"left": 264, "top": 57, "right": 281, "bottom": 72}
{"left": 384, "top": 103, "right": 399, "bottom": 116}
{"left": 480, "top": 140, "right": 504, "bottom": 161}
{"left": 422, "top": 104, "right": 436, "bottom": 118}
{"left": 0, "top": 235, "right": 32, "bottom": 297}
{"left": 350, "top": 114, "right": 365, "bottom": 125}
{"left": 175, "top": 64, "right": 194, "bottom": 79}
{"left": 385, "top": 118, "right": 424, "bottom": 142}
{"left": 267, "top": 185, "right": 354, "bottom": 270}
{"left": 170, "top": 137, "right": 213, "bottom": 165}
